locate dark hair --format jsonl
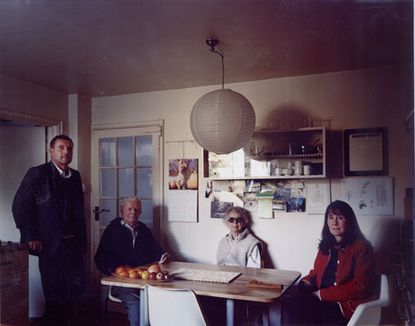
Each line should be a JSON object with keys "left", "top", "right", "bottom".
{"left": 319, "top": 200, "right": 366, "bottom": 254}
{"left": 50, "top": 134, "right": 73, "bottom": 148}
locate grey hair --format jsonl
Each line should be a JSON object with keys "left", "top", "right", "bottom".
{"left": 224, "top": 206, "right": 250, "bottom": 224}
{"left": 120, "top": 196, "right": 142, "bottom": 211}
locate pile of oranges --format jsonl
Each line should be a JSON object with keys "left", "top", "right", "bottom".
{"left": 114, "top": 264, "right": 167, "bottom": 280}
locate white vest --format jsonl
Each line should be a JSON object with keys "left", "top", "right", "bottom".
{"left": 217, "top": 229, "right": 262, "bottom": 267}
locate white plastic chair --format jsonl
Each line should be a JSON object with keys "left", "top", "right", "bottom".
{"left": 107, "top": 285, "right": 122, "bottom": 304}
{"left": 347, "top": 274, "right": 390, "bottom": 326}
{"left": 147, "top": 285, "right": 208, "bottom": 326}
{"left": 104, "top": 285, "right": 123, "bottom": 325}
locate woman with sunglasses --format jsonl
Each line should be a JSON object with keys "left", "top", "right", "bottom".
{"left": 217, "top": 206, "right": 263, "bottom": 268}
{"left": 283, "top": 200, "right": 375, "bottom": 325}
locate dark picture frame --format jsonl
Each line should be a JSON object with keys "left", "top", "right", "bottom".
{"left": 344, "top": 128, "right": 388, "bottom": 176}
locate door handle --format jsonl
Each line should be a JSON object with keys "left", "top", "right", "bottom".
{"left": 93, "top": 206, "right": 110, "bottom": 221}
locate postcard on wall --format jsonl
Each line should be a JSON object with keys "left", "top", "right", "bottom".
{"left": 305, "top": 179, "right": 331, "bottom": 214}
{"left": 243, "top": 192, "right": 258, "bottom": 212}
{"left": 256, "top": 192, "right": 274, "bottom": 218}
{"left": 168, "top": 159, "right": 198, "bottom": 190}
{"left": 211, "top": 197, "right": 234, "bottom": 219}
{"left": 340, "top": 176, "right": 393, "bottom": 215}
{"left": 274, "top": 180, "right": 306, "bottom": 213}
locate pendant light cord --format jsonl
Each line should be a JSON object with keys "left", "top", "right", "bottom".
{"left": 207, "top": 39, "right": 225, "bottom": 89}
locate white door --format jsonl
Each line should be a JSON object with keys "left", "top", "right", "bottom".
{"left": 91, "top": 125, "right": 163, "bottom": 274}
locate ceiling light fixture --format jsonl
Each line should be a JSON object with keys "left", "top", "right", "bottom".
{"left": 190, "top": 38, "right": 256, "bottom": 154}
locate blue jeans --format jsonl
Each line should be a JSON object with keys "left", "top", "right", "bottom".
{"left": 112, "top": 286, "right": 141, "bottom": 326}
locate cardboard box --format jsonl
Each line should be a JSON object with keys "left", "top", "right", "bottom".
{"left": 0, "top": 249, "right": 28, "bottom": 322}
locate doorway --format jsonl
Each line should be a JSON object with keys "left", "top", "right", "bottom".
{"left": 0, "top": 118, "right": 61, "bottom": 319}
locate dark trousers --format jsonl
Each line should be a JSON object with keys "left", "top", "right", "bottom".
{"left": 282, "top": 288, "right": 348, "bottom": 325}
{"left": 38, "top": 239, "right": 86, "bottom": 325}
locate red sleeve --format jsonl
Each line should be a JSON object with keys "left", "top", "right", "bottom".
{"left": 320, "top": 242, "right": 375, "bottom": 302}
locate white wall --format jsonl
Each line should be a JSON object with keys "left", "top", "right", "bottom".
{"left": 92, "top": 65, "right": 413, "bottom": 277}
{"left": 0, "top": 126, "right": 45, "bottom": 241}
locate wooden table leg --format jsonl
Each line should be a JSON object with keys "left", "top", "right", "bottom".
{"left": 226, "top": 299, "right": 234, "bottom": 326}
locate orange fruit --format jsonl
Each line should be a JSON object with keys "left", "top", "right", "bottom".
{"left": 128, "top": 270, "right": 139, "bottom": 279}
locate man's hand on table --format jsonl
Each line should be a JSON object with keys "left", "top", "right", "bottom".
{"left": 159, "top": 252, "right": 169, "bottom": 264}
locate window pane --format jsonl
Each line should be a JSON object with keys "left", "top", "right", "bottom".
{"left": 118, "top": 137, "right": 134, "bottom": 167}
{"left": 136, "top": 135, "right": 152, "bottom": 167}
{"left": 100, "top": 138, "right": 116, "bottom": 167}
{"left": 140, "top": 199, "right": 153, "bottom": 229}
{"left": 101, "top": 169, "right": 116, "bottom": 197}
{"left": 137, "top": 168, "right": 152, "bottom": 198}
{"left": 119, "top": 168, "right": 134, "bottom": 197}
{"left": 100, "top": 198, "right": 117, "bottom": 227}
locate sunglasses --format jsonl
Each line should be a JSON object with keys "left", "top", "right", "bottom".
{"left": 227, "top": 217, "right": 244, "bottom": 224}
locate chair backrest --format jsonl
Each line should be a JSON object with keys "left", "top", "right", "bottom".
{"left": 108, "top": 285, "right": 122, "bottom": 303}
{"left": 347, "top": 274, "right": 390, "bottom": 326}
{"left": 147, "top": 285, "right": 208, "bottom": 326}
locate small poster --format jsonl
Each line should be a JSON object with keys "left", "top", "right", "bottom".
{"left": 305, "top": 179, "right": 331, "bottom": 214}
{"left": 340, "top": 176, "right": 393, "bottom": 215}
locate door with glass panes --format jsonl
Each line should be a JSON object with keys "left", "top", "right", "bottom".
{"left": 91, "top": 126, "right": 162, "bottom": 273}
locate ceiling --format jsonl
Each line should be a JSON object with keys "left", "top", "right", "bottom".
{"left": 0, "top": 0, "right": 412, "bottom": 97}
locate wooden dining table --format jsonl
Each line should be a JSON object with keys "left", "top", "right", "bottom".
{"left": 101, "top": 261, "right": 301, "bottom": 326}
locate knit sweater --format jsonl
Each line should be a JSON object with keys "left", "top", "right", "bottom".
{"left": 217, "top": 228, "right": 262, "bottom": 267}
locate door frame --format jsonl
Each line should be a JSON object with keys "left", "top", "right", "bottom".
{"left": 90, "top": 119, "right": 164, "bottom": 278}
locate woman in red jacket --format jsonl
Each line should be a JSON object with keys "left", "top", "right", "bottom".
{"left": 284, "top": 200, "right": 375, "bottom": 325}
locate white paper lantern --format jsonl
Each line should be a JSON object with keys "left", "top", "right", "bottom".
{"left": 190, "top": 89, "right": 256, "bottom": 154}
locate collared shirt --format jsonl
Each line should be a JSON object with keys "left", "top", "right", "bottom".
{"left": 52, "top": 161, "right": 72, "bottom": 178}
{"left": 120, "top": 220, "right": 139, "bottom": 247}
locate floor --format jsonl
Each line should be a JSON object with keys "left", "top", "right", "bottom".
{"left": 1, "top": 296, "right": 129, "bottom": 326}
{"left": 1, "top": 292, "right": 409, "bottom": 326}
{"left": 1, "top": 313, "right": 129, "bottom": 326}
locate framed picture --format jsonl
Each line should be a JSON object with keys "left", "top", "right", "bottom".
{"left": 344, "top": 128, "right": 388, "bottom": 176}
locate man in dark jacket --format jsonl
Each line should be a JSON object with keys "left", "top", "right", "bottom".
{"left": 95, "top": 196, "right": 168, "bottom": 326}
{"left": 12, "top": 134, "right": 86, "bottom": 325}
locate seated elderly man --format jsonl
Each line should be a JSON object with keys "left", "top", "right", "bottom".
{"left": 95, "top": 196, "right": 168, "bottom": 326}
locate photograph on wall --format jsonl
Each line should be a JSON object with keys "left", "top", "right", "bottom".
{"left": 243, "top": 192, "right": 258, "bottom": 212}
{"left": 168, "top": 159, "right": 198, "bottom": 190}
{"left": 256, "top": 192, "right": 274, "bottom": 218}
{"left": 286, "top": 180, "right": 306, "bottom": 212}
{"left": 273, "top": 187, "right": 290, "bottom": 211}
{"left": 211, "top": 197, "right": 234, "bottom": 218}
{"left": 211, "top": 179, "right": 306, "bottom": 216}
{"left": 245, "top": 180, "right": 261, "bottom": 193}
{"left": 286, "top": 197, "right": 306, "bottom": 212}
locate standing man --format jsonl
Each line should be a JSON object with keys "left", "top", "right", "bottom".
{"left": 12, "top": 134, "right": 87, "bottom": 325}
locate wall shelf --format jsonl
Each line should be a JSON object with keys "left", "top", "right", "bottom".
{"left": 205, "top": 127, "right": 329, "bottom": 180}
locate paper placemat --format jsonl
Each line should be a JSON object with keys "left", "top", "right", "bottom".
{"left": 171, "top": 268, "right": 241, "bottom": 284}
